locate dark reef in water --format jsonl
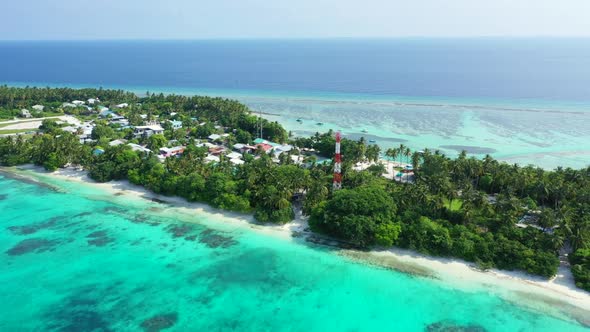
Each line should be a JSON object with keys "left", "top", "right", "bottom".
{"left": 164, "top": 223, "right": 236, "bottom": 248}
{"left": 73, "top": 211, "right": 93, "bottom": 218}
{"left": 103, "top": 206, "right": 128, "bottom": 214}
{"left": 195, "top": 248, "right": 290, "bottom": 292}
{"left": 132, "top": 214, "right": 161, "bottom": 226}
{"left": 7, "top": 217, "right": 62, "bottom": 235}
{"left": 86, "top": 230, "right": 115, "bottom": 247}
{"left": 165, "top": 224, "right": 199, "bottom": 238}
{"left": 0, "top": 169, "right": 61, "bottom": 192}
{"left": 6, "top": 238, "right": 61, "bottom": 256}
{"left": 439, "top": 145, "right": 497, "bottom": 154}
{"left": 140, "top": 313, "right": 178, "bottom": 332}
{"left": 198, "top": 229, "right": 238, "bottom": 248}
{"left": 0, "top": 193, "right": 7, "bottom": 200}
{"left": 149, "top": 197, "right": 169, "bottom": 204}
{"left": 426, "top": 320, "right": 487, "bottom": 332}
{"left": 44, "top": 285, "right": 115, "bottom": 332}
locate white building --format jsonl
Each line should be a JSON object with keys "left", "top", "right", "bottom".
{"left": 272, "top": 144, "right": 294, "bottom": 158}
{"left": 230, "top": 158, "right": 245, "bottom": 165}
{"left": 226, "top": 152, "right": 242, "bottom": 160}
{"left": 128, "top": 143, "right": 152, "bottom": 154}
{"left": 32, "top": 105, "right": 45, "bottom": 112}
{"left": 205, "top": 155, "right": 220, "bottom": 163}
{"left": 20, "top": 109, "right": 32, "bottom": 118}
{"left": 196, "top": 142, "right": 216, "bottom": 149}
{"left": 109, "top": 139, "right": 127, "bottom": 146}
{"left": 87, "top": 98, "right": 99, "bottom": 104}
{"left": 72, "top": 100, "right": 85, "bottom": 106}
{"left": 169, "top": 120, "right": 182, "bottom": 129}
{"left": 208, "top": 134, "right": 221, "bottom": 141}
{"left": 134, "top": 124, "right": 164, "bottom": 138}
{"left": 61, "top": 126, "right": 78, "bottom": 133}
{"left": 115, "top": 103, "right": 129, "bottom": 108}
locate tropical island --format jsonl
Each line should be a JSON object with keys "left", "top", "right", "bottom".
{"left": 0, "top": 85, "right": 589, "bottom": 293}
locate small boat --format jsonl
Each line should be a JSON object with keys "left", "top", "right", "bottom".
{"left": 316, "top": 122, "right": 324, "bottom": 126}
{"left": 361, "top": 129, "right": 368, "bottom": 133}
{"left": 369, "top": 139, "right": 376, "bottom": 143}
{"left": 296, "top": 118, "right": 303, "bottom": 122}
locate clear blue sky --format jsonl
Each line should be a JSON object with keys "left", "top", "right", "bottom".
{"left": 2, "top": 0, "right": 590, "bottom": 40}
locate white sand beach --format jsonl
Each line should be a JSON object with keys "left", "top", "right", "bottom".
{"left": 4, "top": 165, "right": 590, "bottom": 325}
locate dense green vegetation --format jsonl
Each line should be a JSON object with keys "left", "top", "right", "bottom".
{"left": 1, "top": 86, "right": 590, "bottom": 288}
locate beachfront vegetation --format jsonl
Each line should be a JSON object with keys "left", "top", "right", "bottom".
{"left": 1, "top": 86, "right": 590, "bottom": 289}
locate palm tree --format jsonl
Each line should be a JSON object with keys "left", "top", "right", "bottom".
{"left": 397, "top": 144, "right": 407, "bottom": 181}
{"left": 386, "top": 148, "right": 398, "bottom": 180}
{"left": 403, "top": 147, "right": 411, "bottom": 183}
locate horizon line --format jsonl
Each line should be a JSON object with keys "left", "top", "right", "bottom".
{"left": 2, "top": 35, "right": 590, "bottom": 42}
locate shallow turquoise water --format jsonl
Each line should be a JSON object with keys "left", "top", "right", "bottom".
{"left": 0, "top": 172, "right": 588, "bottom": 331}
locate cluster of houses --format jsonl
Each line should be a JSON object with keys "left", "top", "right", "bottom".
{"left": 62, "top": 121, "right": 95, "bottom": 143}
{"left": 17, "top": 98, "right": 315, "bottom": 169}
{"left": 94, "top": 129, "right": 303, "bottom": 168}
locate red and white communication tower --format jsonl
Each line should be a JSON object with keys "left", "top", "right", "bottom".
{"left": 333, "top": 131, "right": 342, "bottom": 190}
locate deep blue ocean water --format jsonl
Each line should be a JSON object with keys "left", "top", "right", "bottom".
{"left": 1, "top": 38, "right": 590, "bottom": 101}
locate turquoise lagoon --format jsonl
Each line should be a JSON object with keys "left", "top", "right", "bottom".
{"left": 0, "top": 170, "right": 588, "bottom": 331}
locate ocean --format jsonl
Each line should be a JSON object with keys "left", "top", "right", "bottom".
{"left": 1, "top": 39, "right": 590, "bottom": 167}
{"left": 0, "top": 38, "right": 590, "bottom": 169}
{"left": 0, "top": 170, "right": 588, "bottom": 331}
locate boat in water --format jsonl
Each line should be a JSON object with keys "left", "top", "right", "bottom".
{"left": 296, "top": 118, "right": 303, "bottom": 122}
{"left": 369, "top": 139, "right": 376, "bottom": 143}
{"left": 362, "top": 129, "right": 368, "bottom": 133}
{"left": 316, "top": 122, "right": 324, "bottom": 126}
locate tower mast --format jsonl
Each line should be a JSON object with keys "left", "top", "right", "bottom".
{"left": 333, "top": 131, "right": 342, "bottom": 190}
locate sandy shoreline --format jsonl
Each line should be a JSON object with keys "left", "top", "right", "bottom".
{"left": 2, "top": 165, "right": 590, "bottom": 325}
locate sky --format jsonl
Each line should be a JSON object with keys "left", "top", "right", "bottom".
{"left": 1, "top": 0, "right": 590, "bottom": 40}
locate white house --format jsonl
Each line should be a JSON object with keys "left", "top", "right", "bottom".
{"left": 32, "top": 105, "right": 45, "bottom": 112}
{"left": 226, "top": 152, "right": 242, "bottom": 160}
{"left": 208, "top": 134, "right": 221, "bottom": 141}
{"left": 128, "top": 143, "right": 152, "bottom": 154}
{"left": 205, "top": 155, "right": 220, "bottom": 163}
{"left": 87, "top": 98, "right": 99, "bottom": 104}
{"left": 61, "top": 126, "right": 78, "bottom": 133}
{"left": 78, "top": 122, "right": 94, "bottom": 140}
{"left": 169, "top": 120, "right": 182, "bottom": 129}
{"left": 115, "top": 103, "right": 129, "bottom": 108}
{"left": 196, "top": 142, "right": 216, "bottom": 149}
{"left": 232, "top": 143, "right": 255, "bottom": 154}
{"left": 72, "top": 100, "right": 85, "bottom": 106}
{"left": 99, "top": 109, "right": 116, "bottom": 118}
{"left": 134, "top": 124, "right": 164, "bottom": 138}
{"left": 109, "top": 139, "right": 127, "bottom": 146}
{"left": 62, "top": 102, "right": 77, "bottom": 108}
{"left": 272, "top": 144, "right": 294, "bottom": 158}
{"left": 20, "top": 109, "right": 32, "bottom": 118}
{"left": 159, "top": 146, "right": 185, "bottom": 157}
{"left": 230, "top": 158, "right": 245, "bottom": 165}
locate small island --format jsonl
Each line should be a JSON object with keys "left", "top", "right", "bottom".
{"left": 1, "top": 85, "right": 589, "bottom": 293}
